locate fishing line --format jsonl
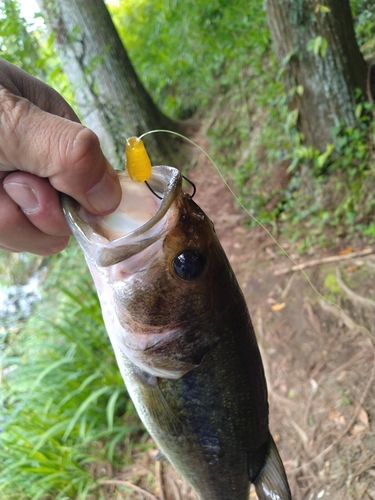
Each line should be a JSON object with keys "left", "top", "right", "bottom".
{"left": 139, "top": 129, "right": 373, "bottom": 336}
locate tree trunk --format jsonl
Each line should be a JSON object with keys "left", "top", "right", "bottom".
{"left": 265, "top": 0, "right": 368, "bottom": 152}
{"left": 36, "top": 0, "right": 185, "bottom": 168}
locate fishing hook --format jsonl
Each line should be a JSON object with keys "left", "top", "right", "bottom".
{"left": 182, "top": 175, "right": 196, "bottom": 198}
{"left": 145, "top": 175, "right": 197, "bottom": 201}
{"left": 145, "top": 180, "right": 163, "bottom": 200}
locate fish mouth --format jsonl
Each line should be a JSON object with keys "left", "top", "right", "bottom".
{"left": 61, "top": 166, "right": 182, "bottom": 267}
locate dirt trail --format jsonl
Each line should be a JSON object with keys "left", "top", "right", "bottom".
{"left": 113, "top": 147, "right": 375, "bottom": 500}
{"left": 190, "top": 151, "right": 375, "bottom": 500}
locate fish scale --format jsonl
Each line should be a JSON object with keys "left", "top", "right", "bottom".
{"left": 62, "top": 166, "right": 292, "bottom": 500}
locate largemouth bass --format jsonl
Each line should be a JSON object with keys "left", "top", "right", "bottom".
{"left": 62, "top": 166, "right": 292, "bottom": 500}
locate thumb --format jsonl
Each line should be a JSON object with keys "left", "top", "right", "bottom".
{"left": 0, "top": 88, "right": 121, "bottom": 214}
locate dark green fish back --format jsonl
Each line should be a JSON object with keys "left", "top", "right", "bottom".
{"left": 122, "top": 261, "right": 272, "bottom": 500}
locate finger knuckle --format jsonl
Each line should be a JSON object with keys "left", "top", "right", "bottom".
{"left": 0, "top": 89, "right": 31, "bottom": 143}
{"left": 66, "top": 127, "right": 102, "bottom": 176}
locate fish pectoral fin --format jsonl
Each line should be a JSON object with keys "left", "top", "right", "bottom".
{"left": 252, "top": 435, "right": 292, "bottom": 500}
{"left": 136, "top": 371, "right": 182, "bottom": 436}
{"left": 154, "top": 449, "right": 168, "bottom": 462}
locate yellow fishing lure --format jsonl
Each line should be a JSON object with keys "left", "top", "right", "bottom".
{"left": 125, "top": 136, "right": 152, "bottom": 182}
{"left": 123, "top": 129, "right": 349, "bottom": 326}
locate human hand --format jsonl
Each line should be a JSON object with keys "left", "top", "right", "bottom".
{"left": 0, "top": 58, "right": 122, "bottom": 255}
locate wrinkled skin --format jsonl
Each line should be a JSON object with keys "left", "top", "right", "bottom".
{"left": 62, "top": 167, "right": 292, "bottom": 500}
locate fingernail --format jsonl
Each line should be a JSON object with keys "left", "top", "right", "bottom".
{"left": 3, "top": 182, "right": 39, "bottom": 214}
{"left": 86, "top": 171, "right": 121, "bottom": 214}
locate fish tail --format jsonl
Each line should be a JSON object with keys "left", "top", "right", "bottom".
{"left": 253, "top": 435, "right": 292, "bottom": 500}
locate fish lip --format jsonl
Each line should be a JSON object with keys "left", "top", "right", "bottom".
{"left": 61, "top": 166, "right": 182, "bottom": 267}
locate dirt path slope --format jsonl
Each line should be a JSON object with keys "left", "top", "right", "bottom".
{"left": 110, "top": 147, "right": 375, "bottom": 500}
{"left": 189, "top": 151, "right": 375, "bottom": 500}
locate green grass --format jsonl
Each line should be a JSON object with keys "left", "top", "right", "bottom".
{"left": 0, "top": 245, "right": 143, "bottom": 500}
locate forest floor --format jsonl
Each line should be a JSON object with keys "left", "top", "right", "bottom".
{"left": 105, "top": 140, "right": 375, "bottom": 500}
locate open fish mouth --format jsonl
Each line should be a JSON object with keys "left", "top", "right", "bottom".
{"left": 61, "top": 166, "right": 182, "bottom": 267}
{"left": 62, "top": 160, "right": 293, "bottom": 499}
{"left": 61, "top": 165, "right": 208, "bottom": 379}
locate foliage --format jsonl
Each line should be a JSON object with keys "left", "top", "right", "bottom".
{"left": 0, "top": 0, "right": 41, "bottom": 75}
{"left": 36, "top": 32, "right": 76, "bottom": 107}
{"left": 0, "top": 0, "right": 75, "bottom": 108}
{"left": 350, "top": 0, "right": 375, "bottom": 56}
{"left": 0, "top": 245, "right": 143, "bottom": 500}
{"left": 0, "top": 253, "right": 44, "bottom": 288}
{"left": 108, "top": 0, "right": 271, "bottom": 119}
{"left": 270, "top": 96, "right": 375, "bottom": 250}
{"left": 196, "top": 0, "right": 375, "bottom": 251}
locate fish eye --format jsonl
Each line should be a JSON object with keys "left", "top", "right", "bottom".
{"left": 173, "top": 250, "right": 207, "bottom": 281}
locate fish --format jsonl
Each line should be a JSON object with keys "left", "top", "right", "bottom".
{"left": 61, "top": 165, "right": 292, "bottom": 500}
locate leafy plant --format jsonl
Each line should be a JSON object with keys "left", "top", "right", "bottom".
{"left": 306, "top": 35, "right": 328, "bottom": 57}
{"left": 108, "top": 0, "right": 271, "bottom": 119}
{"left": 0, "top": 245, "right": 143, "bottom": 500}
{"left": 0, "top": 0, "right": 41, "bottom": 75}
{"left": 0, "top": 0, "right": 75, "bottom": 110}
{"left": 350, "top": 0, "right": 375, "bottom": 55}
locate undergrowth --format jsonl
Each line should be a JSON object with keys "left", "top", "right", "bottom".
{"left": 108, "top": 0, "right": 271, "bottom": 120}
{"left": 277, "top": 100, "right": 375, "bottom": 251}
{"left": 109, "top": 0, "right": 375, "bottom": 251}
{"left": 0, "top": 245, "right": 144, "bottom": 500}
